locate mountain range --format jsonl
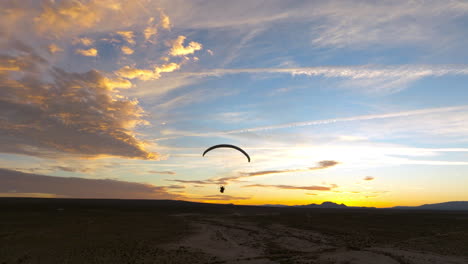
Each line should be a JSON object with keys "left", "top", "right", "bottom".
{"left": 262, "top": 201, "right": 468, "bottom": 211}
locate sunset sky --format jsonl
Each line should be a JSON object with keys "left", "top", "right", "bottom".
{"left": 1, "top": 0, "right": 468, "bottom": 207}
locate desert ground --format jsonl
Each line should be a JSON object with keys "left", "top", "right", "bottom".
{"left": 1, "top": 198, "right": 467, "bottom": 264}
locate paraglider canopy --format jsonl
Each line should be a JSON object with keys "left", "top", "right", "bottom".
{"left": 202, "top": 144, "right": 251, "bottom": 162}
{"left": 220, "top": 186, "right": 225, "bottom": 193}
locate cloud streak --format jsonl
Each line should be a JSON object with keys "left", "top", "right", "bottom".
{"left": 148, "top": 170, "right": 176, "bottom": 175}
{"left": 224, "top": 105, "right": 468, "bottom": 134}
{"left": 178, "top": 64, "right": 468, "bottom": 93}
{"left": 0, "top": 168, "right": 179, "bottom": 199}
{"left": 243, "top": 184, "right": 335, "bottom": 191}
{"left": 239, "top": 160, "right": 339, "bottom": 177}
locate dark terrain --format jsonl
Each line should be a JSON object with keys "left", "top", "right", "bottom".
{"left": 1, "top": 198, "right": 468, "bottom": 263}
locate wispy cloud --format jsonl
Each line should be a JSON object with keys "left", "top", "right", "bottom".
{"left": 241, "top": 160, "right": 339, "bottom": 177}
{"left": 179, "top": 65, "right": 468, "bottom": 93}
{"left": 148, "top": 170, "right": 176, "bottom": 175}
{"left": 243, "top": 184, "right": 336, "bottom": 191}
{"left": 0, "top": 168, "right": 180, "bottom": 199}
{"left": 224, "top": 105, "right": 468, "bottom": 134}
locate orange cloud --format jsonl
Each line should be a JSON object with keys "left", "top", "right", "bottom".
{"left": 169, "top": 36, "right": 202, "bottom": 56}
{"left": 0, "top": 42, "right": 156, "bottom": 159}
{"left": 241, "top": 160, "right": 340, "bottom": 177}
{"left": 76, "top": 48, "right": 98, "bottom": 57}
{"left": 48, "top": 44, "right": 63, "bottom": 54}
{"left": 243, "top": 184, "right": 335, "bottom": 191}
{"left": 116, "top": 31, "right": 135, "bottom": 45}
{"left": 34, "top": 0, "right": 123, "bottom": 36}
{"left": 156, "top": 62, "right": 181, "bottom": 73}
{"left": 74, "top": 37, "right": 94, "bottom": 46}
{"left": 116, "top": 63, "right": 181, "bottom": 81}
{"left": 121, "top": 46, "right": 134, "bottom": 55}
{"left": 116, "top": 66, "right": 160, "bottom": 80}
{"left": 160, "top": 10, "right": 171, "bottom": 30}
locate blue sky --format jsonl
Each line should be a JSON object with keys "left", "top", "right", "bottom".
{"left": 1, "top": 0, "right": 468, "bottom": 206}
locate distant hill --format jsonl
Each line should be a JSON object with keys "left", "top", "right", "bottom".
{"left": 262, "top": 201, "right": 468, "bottom": 211}
{"left": 392, "top": 201, "right": 468, "bottom": 211}
{"left": 295, "top": 201, "right": 348, "bottom": 208}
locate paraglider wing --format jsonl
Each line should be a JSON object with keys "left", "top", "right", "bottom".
{"left": 202, "top": 144, "right": 251, "bottom": 162}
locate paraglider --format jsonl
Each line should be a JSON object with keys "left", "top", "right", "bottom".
{"left": 202, "top": 144, "right": 250, "bottom": 162}
{"left": 203, "top": 144, "right": 251, "bottom": 194}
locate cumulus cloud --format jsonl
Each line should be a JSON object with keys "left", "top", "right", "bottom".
{"left": 116, "top": 63, "right": 181, "bottom": 81}
{"left": 143, "top": 17, "right": 158, "bottom": 41}
{"left": 169, "top": 36, "right": 202, "bottom": 56}
{"left": 0, "top": 168, "right": 179, "bottom": 199}
{"left": 116, "top": 31, "right": 135, "bottom": 45}
{"left": 75, "top": 48, "right": 98, "bottom": 57}
{"left": 0, "top": 42, "right": 156, "bottom": 159}
{"left": 73, "top": 37, "right": 94, "bottom": 46}
{"left": 48, "top": 44, "right": 63, "bottom": 54}
{"left": 160, "top": 10, "right": 171, "bottom": 30}
{"left": 116, "top": 66, "right": 158, "bottom": 80}
{"left": 243, "top": 184, "right": 335, "bottom": 191}
{"left": 121, "top": 46, "right": 134, "bottom": 55}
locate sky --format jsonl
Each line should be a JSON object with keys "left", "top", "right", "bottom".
{"left": 1, "top": 0, "right": 468, "bottom": 207}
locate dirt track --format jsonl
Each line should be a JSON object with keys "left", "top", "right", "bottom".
{"left": 166, "top": 215, "right": 468, "bottom": 264}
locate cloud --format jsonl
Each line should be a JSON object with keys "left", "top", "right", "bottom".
{"left": 48, "top": 44, "right": 63, "bottom": 54}
{"left": 51, "top": 166, "right": 93, "bottom": 174}
{"left": 0, "top": 42, "right": 156, "bottom": 159}
{"left": 169, "top": 36, "right": 202, "bottom": 56}
{"left": 116, "top": 31, "right": 135, "bottom": 45}
{"left": 0, "top": 168, "right": 179, "bottom": 199}
{"left": 180, "top": 65, "right": 468, "bottom": 93}
{"left": 73, "top": 37, "right": 94, "bottom": 46}
{"left": 239, "top": 160, "right": 340, "bottom": 177}
{"left": 116, "top": 66, "right": 159, "bottom": 80}
{"left": 148, "top": 170, "right": 176, "bottom": 175}
{"left": 192, "top": 194, "right": 250, "bottom": 201}
{"left": 121, "top": 46, "right": 134, "bottom": 55}
{"left": 364, "top": 176, "right": 375, "bottom": 181}
{"left": 159, "top": 9, "right": 171, "bottom": 30}
{"left": 224, "top": 105, "right": 468, "bottom": 134}
{"left": 167, "top": 179, "right": 214, "bottom": 185}
{"left": 116, "top": 63, "right": 181, "bottom": 81}
{"left": 34, "top": 0, "right": 123, "bottom": 36}
{"left": 144, "top": 23, "right": 157, "bottom": 41}
{"left": 165, "top": 185, "right": 185, "bottom": 189}
{"left": 243, "top": 184, "right": 335, "bottom": 191}
{"left": 75, "top": 48, "right": 98, "bottom": 57}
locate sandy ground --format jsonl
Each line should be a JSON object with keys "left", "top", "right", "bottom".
{"left": 165, "top": 215, "right": 468, "bottom": 264}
